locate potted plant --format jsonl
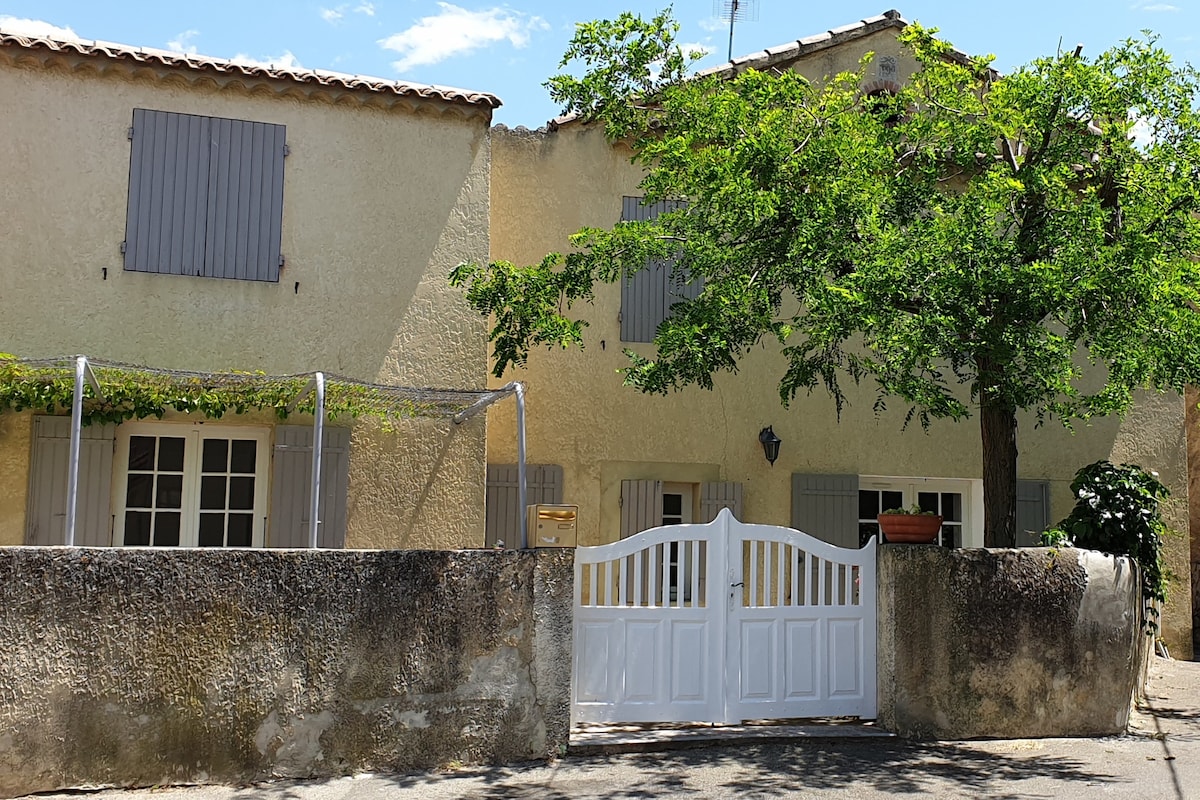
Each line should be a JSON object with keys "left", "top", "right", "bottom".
{"left": 877, "top": 504, "right": 943, "bottom": 544}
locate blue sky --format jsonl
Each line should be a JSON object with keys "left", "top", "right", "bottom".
{"left": 0, "top": 1, "right": 1195, "bottom": 127}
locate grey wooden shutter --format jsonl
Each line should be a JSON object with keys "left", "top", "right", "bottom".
{"left": 700, "top": 481, "right": 743, "bottom": 522}
{"left": 125, "top": 109, "right": 285, "bottom": 282}
{"left": 620, "top": 197, "right": 697, "bottom": 342}
{"left": 125, "top": 109, "right": 212, "bottom": 276}
{"left": 791, "top": 473, "right": 859, "bottom": 549}
{"left": 1016, "top": 479, "right": 1051, "bottom": 547}
{"left": 204, "top": 115, "right": 286, "bottom": 282}
{"left": 25, "top": 416, "right": 116, "bottom": 546}
{"left": 269, "top": 425, "right": 351, "bottom": 548}
{"left": 620, "top": 479, "right": 662, "bottom": 538}
{"left": 484, "top": 464, "right": 564, "bottom": 547}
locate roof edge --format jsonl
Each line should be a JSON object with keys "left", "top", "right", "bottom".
{"left": 0, "top": 29, "right": 502, "bottom": 112}
{"left": 544, "top": 9, "right": 976, "bottom": 132}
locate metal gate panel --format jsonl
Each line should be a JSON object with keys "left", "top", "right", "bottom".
{"left": 573, "top": 509, "right": 877, "bottom": 725}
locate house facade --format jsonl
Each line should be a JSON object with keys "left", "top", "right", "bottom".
{"left": 0, "top": 30, "right": 497, "bottom": 550}
{"left": 485, "top": 12, "right": 1195, "bottom": 657}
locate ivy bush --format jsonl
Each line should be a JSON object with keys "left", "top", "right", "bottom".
{"left": 1042, "top": 460, "right": 1170, "bottom": 632}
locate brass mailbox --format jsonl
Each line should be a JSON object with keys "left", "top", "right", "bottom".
{"left": 527, "top": 504, "right": 579, "bottom": 548}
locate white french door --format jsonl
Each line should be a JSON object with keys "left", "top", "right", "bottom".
{"left": 112, "top": 423, "right": 270, "bottom": 547}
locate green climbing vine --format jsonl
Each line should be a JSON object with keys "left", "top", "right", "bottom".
{"left": 0, "top": 356, "right": 451, "bottom": 427}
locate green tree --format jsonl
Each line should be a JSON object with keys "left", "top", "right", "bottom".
{"left": 452, "top": 10, "right": 1200, "bottom": 546}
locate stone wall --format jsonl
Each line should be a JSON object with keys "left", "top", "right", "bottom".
{"left": 878, "top": 545, "right": 1143, "bottom": 739}
{"left": 0, "top": 547, "right": 573, "bottom": 797}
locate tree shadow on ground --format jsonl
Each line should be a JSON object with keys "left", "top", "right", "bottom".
{"left": 297, "top": 738, "right": 1129, "bottom": 800}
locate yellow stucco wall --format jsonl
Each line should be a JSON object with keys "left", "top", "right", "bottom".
{"left": 0, "top": 413, "right": 32, "bottom": 547}
{"left": 0, "top": 52, "right": 491, "bottom": 549}
{"left": 487, "top": 30, "right": 1194, "bottom": 655}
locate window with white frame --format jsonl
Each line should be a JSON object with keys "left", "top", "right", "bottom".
{"left": 856, "top": 476, "right": 982, "bottom": 548}
{"left": 113, "top": 423, "right": 270, "bottom": 547}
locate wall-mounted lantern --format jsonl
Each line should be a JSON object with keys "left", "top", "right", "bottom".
{"left": 758, "top": 426, "right": 781, "bottom": 466}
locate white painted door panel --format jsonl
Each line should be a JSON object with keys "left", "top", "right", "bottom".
{"left": 573, "top": 510, "right": 876, "bottom": 725}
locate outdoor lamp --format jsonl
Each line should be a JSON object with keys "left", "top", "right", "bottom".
{"left": 759, "top": 426, "right": 781, "bottom": 466}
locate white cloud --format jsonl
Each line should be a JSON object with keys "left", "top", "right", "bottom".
{"left": 355, "top": 2, "right": 375, "bottom": 16}
{"left": 320, "top": 7, "right": 345, "bottom": 23}
{"left": 230, "top": 50, "right": 303, "bottom": 70}
{"left": 166, "top": 29, "right": 200, "bottom": 54}
{"left": 698, "top": 16, "right": 726, "bottom": 33}
{"left": 678, "top": 41, "right": 715, "bottom": 59}
{"left": 379, "top": 3, "right": 547, "bottom": 71}
{"left": 1130, "top": 114, "right": 1155, "bottom": 149}
{"left": 1132, "top": 1, "right": 1179, "bottom": 10}
{"left": 0, "top": 15, "right": 80, "bottom": 40}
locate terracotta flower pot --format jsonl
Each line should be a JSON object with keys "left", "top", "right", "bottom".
{"left": 877, "top": 513, "right": 943, "bottom": 544}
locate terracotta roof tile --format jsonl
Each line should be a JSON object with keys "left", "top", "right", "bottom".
{"left": 0, "top": 28, "right": 501, "bottom": 110}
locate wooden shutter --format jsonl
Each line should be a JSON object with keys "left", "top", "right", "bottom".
{"left": 620, "top": 479, "right": 662, "bottom": 538}
{"left": 484, "top": 464, "right": 564, "bottom": 547}
{"left": 791, "top": 473, "right": 859, "bottom": 549}
{"left": 1016, "top": 479, "right": 1051, "bottom": 547}
{"left": 700, "top": 481, "right": 743, "bottom": 522}
{"left": 204, "top": 115, "right": 286, "bottom": 282}
{"left": 124, "top": 109, "right": 285, "bottom": 282}
{"left": 125, "top": 108, "right": 212, "bottom": 276}
{"left": 268, "top": 425, "right": 351, "bottom": 548}
{"left": 620, "top": 197, "right": 696, "bottom": 342}
{"left": 25, "top": 416, "right": 116, "bottom": 546}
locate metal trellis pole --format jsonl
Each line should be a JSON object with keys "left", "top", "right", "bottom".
{"left": 309, "top": 372, "right": 325, "bottom": 549}
{"left": 64, "top": 355, "right": 86, "bottom": 547}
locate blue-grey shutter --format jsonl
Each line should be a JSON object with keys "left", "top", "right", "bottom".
{"left": 205, "top": 115, "right": 286, "bottom": 282}
{"left": 700, "top": 481, "right": 743, "bottom": 522}
{"left": 1016, "top": 479, "right": 1050, "bottom": 547}
{"left": 791, "top": 473, "right": 859, "bottom": 549}
{"left": 620, "top": 197, "right": 696, "bottom": 342}
{"left": 485, "top": 464, "right": 564, "bottom": 547}
{"left": 25, "top": 416, "right": 116, "bottom": 546}
{"left": 268, "top": 425, "right": 351, "bottom": 548}
{"left": 125, "top": 109, "right": 284, "bottom": 282}
{"left": 620, "top": 479, "right": 662, "bottom": 538}
{"left": 124, "top": 109, "right": 212, "bottom": 276}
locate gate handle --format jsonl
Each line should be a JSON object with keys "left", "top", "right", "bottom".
{"left": 730, "top": 581, "right": 745, "bottom": 588}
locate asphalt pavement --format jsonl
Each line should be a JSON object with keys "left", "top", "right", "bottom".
{"left": 22, "top": 657, "right": 1200, "bottom": 800}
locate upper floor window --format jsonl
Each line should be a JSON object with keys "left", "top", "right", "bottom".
{"left": 123, "top": 108, "right": 286, "bottom": 282}
{"left": 619, "top": 196, "right": 699, "bottom": 343}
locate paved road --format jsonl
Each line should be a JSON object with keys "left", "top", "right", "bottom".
{"left": 24, "top": 659, "right": 1200, "bottom": 800}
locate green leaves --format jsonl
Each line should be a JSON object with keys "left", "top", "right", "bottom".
{"left": 1044, "top": 461, "right": 1171, "bottom": 631}
{"left": 458, "top": 9, "right": 1200, "bottom": 450}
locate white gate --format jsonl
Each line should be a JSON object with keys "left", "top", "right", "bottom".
{"left": 572, "top": 509, "right": 876, "bottom": 725}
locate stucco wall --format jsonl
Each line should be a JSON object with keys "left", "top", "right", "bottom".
{"left": 0, "top": 412, "right": 31, "bottom": 547}
{"left": 877, "top": 545, "right": 1142, "bottom": 739}
{"left": 0, "top": 546, "right": 573, "bottom": 797}
{"left": 487, "top": 31, "right": 1193, "bottom": 655}
{"left": 0, "top": 52, "right": 492, "bottom": 548}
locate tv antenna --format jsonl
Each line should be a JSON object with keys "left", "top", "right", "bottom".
{"left": 715, "top": 0, "right": 760, "bottom": 61}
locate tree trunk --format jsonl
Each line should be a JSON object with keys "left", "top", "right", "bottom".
{"left": 980, "top": 398, "right": 1018, "bottom": 548}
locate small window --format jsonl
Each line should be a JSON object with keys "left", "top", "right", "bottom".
{"left": 619, "top": 197, "right": 699, "bottom": 342}
{"left": 123, "top": 108, "right": 286, "bottom": 282}
{"left": 857, "top": 477, "right": 980, "bottom": 547}
{"left": 113, "top": 423, "right": 270, "bottom": 547}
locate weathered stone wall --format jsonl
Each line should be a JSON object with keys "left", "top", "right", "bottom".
{"left": 878, "top": 545, "right": 1142, "bottom": 739}
{"left": 0, "top": 547, "right": 574, "bottom": 797}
